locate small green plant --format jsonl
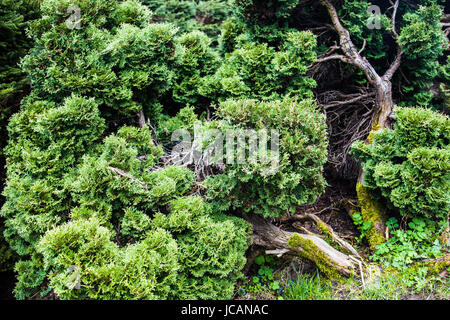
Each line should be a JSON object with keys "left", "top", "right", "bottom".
{"left": 352, "top": 212, "right": 372, "bottom": 244}
{"left": 241, "top": 255, "right": 283, "bottom": 296}
{"left": 371, "top": 217, "right": 445, "bottom": 270}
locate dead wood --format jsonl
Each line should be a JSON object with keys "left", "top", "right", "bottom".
{"left": 244, "top": 214, "right": 360, "bottom": 279}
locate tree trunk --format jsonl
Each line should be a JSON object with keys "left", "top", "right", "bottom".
{"left": 319, "top": 0, "right": 404, "bottom": 250}
{"left": 355, "top": 79, "right": 394, "bottom": 250}
{"left": 374, "top": 80, "right": 394, "bottom": 131}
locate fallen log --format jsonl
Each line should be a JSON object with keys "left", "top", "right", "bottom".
{"left": 245, "top": 214, "right": 360, "bottom": 280}
{"left": 285, "top": 213, "right": 364, "bottom": 261}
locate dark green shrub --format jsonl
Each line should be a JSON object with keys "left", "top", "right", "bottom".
{"left": 1, "top": 95, "right": 106, "bottom": 257}
{"left": 35, "top": 130, "right": 251, "bottom": 299}
{"left": 218, "top": 17, "right": 245, "bottom": 55}
{"left": 204, "top": 96, "right": 328, "bottom": 217}
{"left": 398, "top": 3, "right": 447, "bottom": 107}
{"left": 21, "top": 0, "right": 176, "bottom": 120}
{"left": 142, "top": 0, "right": 231, "bottom": 40}
{"left": 0, "top": 0, "right": 252, "bottom": 299}
{"left": 172, "top": 30, "right": 220, "bottom": 106}
{"left": 233, "top": 0, "right": 301, "bottom": 44}
{"left": 0, "top": 0, "right": 39, "bottom": 103}
{"left": 38, "top": 218, "right": 180, "bottom": 299}
{"left": 0, "top": 0, "right": 40, "bottom": 271}
{"left": 157, "top": 105, "right": 199, "bottom": 144}
{"left": 201, "top": 30, "right": 317, "bottom": 101}
{"left": 351, "top": 107, "right": 449, "bottom": 221}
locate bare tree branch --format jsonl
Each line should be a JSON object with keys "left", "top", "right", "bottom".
{"left": 315, "top": 54, "right": 357, "bottom": 65}
{"left": 383, "top": 47, "right": 403, "bottom": 81}
{"left": 107, "top": 166, "right": 148, "bottom": 190}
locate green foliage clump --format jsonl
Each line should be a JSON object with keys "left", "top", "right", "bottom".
{"left": 1, "top": 95, "right": 106, "bottom": 257}
{"left": 351, "top": 107, "right": 449, "bottom": 221}
{"left": 398, "top": 3, "right": 447, "bottom": 107}
{"left": 5, "top": 119, "right": 251, "bottom": 299}
{"left": 142, "top": 0, "right": 231, "bottom": 40}
{"left": 201, "top": 31, "right": 317, "bottom": 101}
{"left": 38, "top": 218, "right": 179, "bottom": 300}
{"left": 218, "top": 18, "right": 245, "bottom": 55}
{"left": 65, "top": 130, "right": 249, "bottom": 300}
{"left": 153, "top": 197, "right": 251, "bottom": 299}
{"left": 0, "top": 0, "right": 39, "bottom": 103}
{"left": 21, "top": 0, "right": 177, "bottom": 120}
{"left": 0, "top": 222, "right": 16, "bottom": 272}
{"left": 173, "top": 30, "right": 220, "bottom": 106}
{"left": 233, "top": 0, "right": 301, "bottom": 44}
{"left": 37, "top": 194, "right": 250, "bottom": 299}
{"left": 0, "top": 0, "right": 253, "bottom": 300}
{"left": 205, "top": 96, "right": 328, "bottom": 217}
{"left": 156, "top": 105, "right": 199, "bottom": 146}
{"left": 0, "top": 0, "right": 40, "bottom": 271}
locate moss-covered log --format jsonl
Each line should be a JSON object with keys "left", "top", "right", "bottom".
{"left": 245, "top": 215, "right": 359, "bottom": 280}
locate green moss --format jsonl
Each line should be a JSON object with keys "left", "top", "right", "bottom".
{"left": 317, "top": 220, "right": 331, "bottom": 235}
{"left": 287, "top": 233, "right": 346, "bottom": 281}
{"left": 315, "top": 221, "right": 339, "bottom": 250}
{"left": 422, "top": 256, "right": 450, "bottom": 276}
{"left": 366, "top": 127, "right": 378, "bottom": 144}
{"left": 356, "top": 183, "right": 387, "bottom": 250}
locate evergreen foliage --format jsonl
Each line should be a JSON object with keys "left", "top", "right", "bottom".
{"left": 172, "top": 30, "right": 220, "bottom": 106}
{"left": 205, "top": 96, "right": 328, "bottom": 217}
{"left": 338, "top": 0, "right": 447, "bottom": 108}
{"left": 201, "top": 31, "right": 317, "bottom": 101}
{"left": 0, "top": 0, "right": 40, "bottom": 271}
{"left": 0, "top": 0, "right": 38, "bottom": 101}
{"left": 352, "top": 107, "right": 449, "bottom": 221}
{"left": 1, "top": 0, "right": 448, "bottom": 301}
{"left": 0, "top": 0, "right": 252, "bottom": 299}
{"left": 233, "top": 0, "right": 301, "bottom": 43}
{"left": 21, "top": 0, "right": 176, "bottom": 120}
{"left": 141, "top": 0, "right": 231, "bottom": 40}
{"left": 398, "top": 2, "right": 448, "bottom": 107}
{"left": 233, "top": 0, "right": 447, "bottom": 108}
